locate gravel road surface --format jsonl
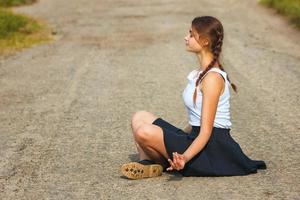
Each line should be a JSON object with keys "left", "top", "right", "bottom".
{"left": 0, "top": 0, "right": 299, "bottom": 199}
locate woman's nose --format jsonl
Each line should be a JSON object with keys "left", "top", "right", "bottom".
{"left": 184, "top": 35, "right": 188, "bottom": 41}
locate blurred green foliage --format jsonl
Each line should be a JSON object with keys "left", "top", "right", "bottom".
{"left": 0, "top": 6, "right": 50, "bottom": 55}
{"left": 260, "top": 0, "right": 300, "bottom": 29}
{"left": 0, "top": 0, "right": 36, "bottom": 7}
{"left": 0, "top": 8, "right": 40, "bottom": 39}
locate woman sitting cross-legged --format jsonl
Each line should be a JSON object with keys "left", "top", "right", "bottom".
{"left": 121, "top": 15, "right": 267, "bottom": 180}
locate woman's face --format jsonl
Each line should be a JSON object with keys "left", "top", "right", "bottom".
{"left": 184, "top": 26, "right": 208, "bottom": 53}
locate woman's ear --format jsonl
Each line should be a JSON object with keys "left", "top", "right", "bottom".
{"left": 200, "top": 37, "right": 209, "bottom": 47}
{"left": 194, "top": 32, "right": 210, "bottom": 47}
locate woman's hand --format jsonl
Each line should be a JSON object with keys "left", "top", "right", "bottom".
{"left": 166, "top": 152, "right": 186, "bottom": 171}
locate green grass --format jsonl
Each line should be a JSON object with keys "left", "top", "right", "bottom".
{"left": 0, "top": 0, "right": 37, "bottom": 7}
{"left": 260, "top": 0, "right": 300, "bottom": 29}
{"left": 0, "top": 8, "right": 31, "bottom": 39}
{"left": 0, "top": 8, "right": 52, "bottom": 55}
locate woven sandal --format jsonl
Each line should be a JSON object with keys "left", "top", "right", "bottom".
{"left": 121, "top": 160, "right": 163, "bottom": 180}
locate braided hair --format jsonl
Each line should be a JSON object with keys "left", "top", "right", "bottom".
{"left": 191, "top": 16, "right": 237, "bottom": 108}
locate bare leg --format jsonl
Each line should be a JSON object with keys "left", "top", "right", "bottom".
{"left": 134, "top": 141, "right": 151, "bottom": 160}
{"left": 131, "top": 110, "right": 158, "bottom": 160}
{"left": 131, "top": 111, "right": 169, "bottom": 168}
{"left": 138, "top": 143, "right": 169, "bottom": 168}
{"left": 134, "top": 133, "right": 169, "bottom": 168}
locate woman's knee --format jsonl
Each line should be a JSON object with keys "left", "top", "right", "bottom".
{"left": 134, "top": 124, "right": 152, "bottom": 143}
{"left": 134, "top": 124, "right": 169, "bottom": 159}
{"left": 132, "top": 110, "right": 158, "bottom": 125}
{"left": 131, "top": 110, "right": 150, "bottom": 131}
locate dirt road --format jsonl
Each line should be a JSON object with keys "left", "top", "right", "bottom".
{"left": 0, "top": 0, "right": 299, "bottom": 199}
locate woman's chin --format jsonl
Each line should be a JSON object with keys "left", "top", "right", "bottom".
{"left": 185, "top": 48, "right": 194, "bottom": 53}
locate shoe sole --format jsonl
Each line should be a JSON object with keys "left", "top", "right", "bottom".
{"left": 121, "top": 162, "right": 163, "bottom": 180}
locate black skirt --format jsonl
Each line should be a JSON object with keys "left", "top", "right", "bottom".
{"left": 152, "top": 117, "right": 267, "bottom": 177}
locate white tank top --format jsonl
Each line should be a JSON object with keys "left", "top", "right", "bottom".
{"left": 182, "top": 67, "right": 232, "bottom": 129}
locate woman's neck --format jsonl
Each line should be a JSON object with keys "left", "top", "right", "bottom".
{"left": 196, "top": 50, "right": 219, "bottom": 71}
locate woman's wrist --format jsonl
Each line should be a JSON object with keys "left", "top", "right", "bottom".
{"left": 182, "top": 153, "right": 190, "bottom": 163}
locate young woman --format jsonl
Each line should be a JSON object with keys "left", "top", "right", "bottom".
{"left": 121, "top": 16, "right": 267, "bottom": 179}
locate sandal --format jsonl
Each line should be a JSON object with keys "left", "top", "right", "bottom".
{"left": 121, "top": 159, "right": 163, "bottom": 180}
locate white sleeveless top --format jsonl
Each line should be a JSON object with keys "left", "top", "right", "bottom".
{"left": 182, "top": 67, "right": 232, "bottom": 129}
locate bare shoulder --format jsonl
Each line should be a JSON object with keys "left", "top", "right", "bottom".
{"left": 200, "top": 72, "right": 224, "bottom": 94}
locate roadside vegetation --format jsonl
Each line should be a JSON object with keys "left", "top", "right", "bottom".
{"left": 0, "top": 0, "right": 52, "bottom": 56}
{"left": 0, "top": 0, "right": 37, "bottom": 7}
{"left": 260, "top": 0, "right": 300, "bottom": 29}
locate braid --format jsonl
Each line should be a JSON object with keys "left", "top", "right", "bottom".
{"left": 218, "top": 64, "right": 238, "bottom": 93}
{"left": 215, "top": 29, "right": 237, "bottom": 92}
{"left": 191, "top": 16, "right": 238, "bottom": 109}
{"left": 192, "top": 29, "right": 223, "bottom": 108}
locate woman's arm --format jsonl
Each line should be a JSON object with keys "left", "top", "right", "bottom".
{"left": 183, "top": 72, "right": 224, "bottom": 163}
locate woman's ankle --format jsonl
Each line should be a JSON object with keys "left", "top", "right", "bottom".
{"left": 137, "top": 159, "right": 156, "bottom": 165}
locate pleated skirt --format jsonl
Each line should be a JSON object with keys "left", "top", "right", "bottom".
{"left": 152, "top": 117, "right": 267, "bottom": 177}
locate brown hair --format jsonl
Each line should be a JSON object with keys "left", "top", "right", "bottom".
{"left": 191, "top": 16, "right": 237, "bottom": 108}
